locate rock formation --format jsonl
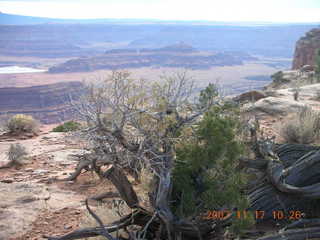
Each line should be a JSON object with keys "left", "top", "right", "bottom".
{"left": 0, "top": 81, "right": 84, "bottom": 124}
{"left": 292, "top": 28, "right": 320, "bottom": 70}
{"left": 49, "top": 44, "right": 256, "bottom": 73}
{"left": 233, "top": 90, "right": 266, "bottom": 103}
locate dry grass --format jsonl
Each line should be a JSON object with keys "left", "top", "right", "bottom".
{"left": 6, "top": 143, "right": 28, "bottom": 167}
{"left": 5, "top": 114, "right": 39, "bottom": 135}
{"left": 280, "top": 107, "right": 320, "bottom": 144}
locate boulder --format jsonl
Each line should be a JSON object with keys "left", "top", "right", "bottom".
{"left": 300, "top": 65, "right": 315, "bottom": 72}
{"left": 233, "top": 90, "right": 267, "bottom": 103}
{"left": 245, "top": 97, "right": 307, "bottom": 116}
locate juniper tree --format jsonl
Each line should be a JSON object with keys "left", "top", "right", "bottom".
{"left": 50, "top": 71, "right": 252, "bottom": 240}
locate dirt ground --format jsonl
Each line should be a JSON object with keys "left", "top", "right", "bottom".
{"left": 0, "top": 126, "right": 119, "bottom": 240}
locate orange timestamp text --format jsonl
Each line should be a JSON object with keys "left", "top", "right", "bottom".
{"left": 203, "top": 210, "right": 303, "bottom": 220}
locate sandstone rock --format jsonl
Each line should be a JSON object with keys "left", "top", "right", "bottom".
{"left": 34, "top": 169, "right": 50, "bottom": 175}
{"left": 300, "top": 65, "right": 315, "bottom": 72}
{"left": 245, "top": 97, "right": 307, "bottom": 116}
{"left": 233, "top": 90, "right": 266, "bottom": 103}
{"left": 64, "top": 224, "right": 72, "bottom": 229}
{"left": 0, "top": 182, "right": 84, "bottom": 239}
{"left": 16, "top": 195, "right": 38, "bottom": 204}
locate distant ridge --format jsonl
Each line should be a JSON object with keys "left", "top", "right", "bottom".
{"left": 48, "top": 44, "right": 256, "bottom": 73}
{"left": 1, "top": 12, "right": 319, "bottom": 26}
{"left": 0, "top": 81, "right": 85, "bottom": 124}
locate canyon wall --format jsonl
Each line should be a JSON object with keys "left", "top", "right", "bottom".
{"left": 292, "top": 28, "right": 320, "bottom": 70}
{"left": 0, "top": 81, "right": 84, "bottom": 124}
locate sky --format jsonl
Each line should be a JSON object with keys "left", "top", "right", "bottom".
{"left": 0, "top": 0, "right": 319, "bottom": 23}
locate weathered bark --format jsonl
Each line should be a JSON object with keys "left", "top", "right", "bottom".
{"left": 248, "top": 143, "right": 320, "bottom": 221}
{"left": 59, "top": 159, "right": 91, "bottom": 181}
{"left": 103, "top": 165, "right": 139, "bottom": 208}
{"left": 85, "top": 199, "right": 116, "bottom": 240}
{"left": 90, "top": 191, "right": 120, "bottom": 201}
{"left": 237, "top": 157, "right": 268, "bottom": 170}
{"left": 46, "top": 209, "right": 155, "bottom": 240}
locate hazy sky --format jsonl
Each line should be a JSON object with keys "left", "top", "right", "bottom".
{"left": 0, "top": 0, "right": 319, "bottom": 22}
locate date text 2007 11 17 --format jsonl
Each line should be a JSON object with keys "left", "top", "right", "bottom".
{"left": 203, "top": 210, "right": 303, "bottom": 220}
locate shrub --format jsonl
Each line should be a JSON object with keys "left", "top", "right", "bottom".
{"left": 271, "top": 71, "right": 284, "bottom": 83}
{"left": 172, "top": 102, "right": 254, "bottom": 235}
{"left": 7, "top": 143, "right": 28, "bottom": 166}
{"left": 281, "top": 108, "right": 320, "bottom": 144}
{"left": 6, "top": 114, "right": 39, "bottom": 135}
{"left": 52, "top": 121, "right": 81, "bottom": 132}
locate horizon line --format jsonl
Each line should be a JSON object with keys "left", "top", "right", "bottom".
{"left": 1, "top": 12, "right": 320, "bottom": 25}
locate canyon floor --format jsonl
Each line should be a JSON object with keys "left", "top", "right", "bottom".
{"left": 0, "top": 54, "right": 286, "bottom": 95}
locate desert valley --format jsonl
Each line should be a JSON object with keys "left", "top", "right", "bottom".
{"left": 1, "top": 8, "right": 320, "bottom": 240}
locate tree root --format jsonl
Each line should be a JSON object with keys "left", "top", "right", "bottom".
{"left": 90, "top": 191, "right": 120, "bottom": 201}
{"left": 45, "top": 209, "right": 155, "bottom": 240}
{"left": 58, "top": 160, "right": 91, "bottom": 181}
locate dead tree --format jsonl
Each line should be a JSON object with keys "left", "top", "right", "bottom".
{"left": 48, "top": 71, "right": 226, "bottom": 240}
{"left": 238, "top": 137, "right": 320, "bottom": 240}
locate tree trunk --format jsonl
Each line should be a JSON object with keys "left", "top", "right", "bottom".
{"left": 102, "top": 165, "right": 139, "bottom": 208}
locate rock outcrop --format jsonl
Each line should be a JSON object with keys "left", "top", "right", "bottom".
{"left": 292, "top": 28, "right": 320, "bottom": 70}
{"left": 245, "top": 96, "right": 307, "bottom": 116}
{"left": 243, "top": 83, "right": 320, "bottom": 118}
{"left": 233, "top": 90, "right": 266, "bottom": 103}
{"left": 0, "top": 82, "right": 84, "bottom": 124}
{"left": 264, "top": 70, "right": 316, "bottom": 90}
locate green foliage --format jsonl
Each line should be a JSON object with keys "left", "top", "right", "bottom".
{"left": 198, "top": 83, "right": 219, "bottom": 108}
{"left": 271, "top": 71, "right": 285, "bottom": 83}
{"left": 52, "top": 121, "right": 82, "bottom": 132}
{"left": 6, "top": 114, "right": 39, "bottom": 135}
{"left": 172, "top": 100, "right": 252, "bottom": 234}
{"left": 229, "top": 211, "right": 255, "bottom": 237}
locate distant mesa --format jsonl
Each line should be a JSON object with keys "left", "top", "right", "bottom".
{"left": 145, "top": 42, "right": 196, "bottom": 53}
{"left": 0, "top": 82, "right": 84, "bottom": 124}
{"left": 292, "top": 28, "right": 320, "bottom": 70}
{"left": 105, "top": 42, "right": 196, "bottom": 55}
{"left": 49, "top": 44, "right": 256, "bottom": 73}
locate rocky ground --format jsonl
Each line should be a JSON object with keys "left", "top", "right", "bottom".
{"left": 242, "top": 81, "right": 320, "bottom": 142}
{"left": 0, "top": 126, "right": 118, "bottom": 240}
{"left": 1, "top": 78, "right": 320, "bottom": 239}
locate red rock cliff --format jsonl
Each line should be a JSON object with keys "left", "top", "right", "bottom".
{"left": 292, "top": 28, "right": 320, "bottom": 70}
